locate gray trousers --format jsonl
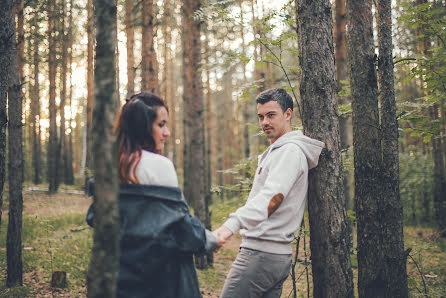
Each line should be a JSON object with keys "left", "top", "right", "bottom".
{"left": 220, "top": 248, "right": 292, "bottom": 298}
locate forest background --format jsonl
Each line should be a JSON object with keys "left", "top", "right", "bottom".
{"left": 0, "top": 0, "right": 445, "bottom": 297}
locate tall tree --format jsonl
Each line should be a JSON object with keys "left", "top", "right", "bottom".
{"left": 141, "top": 0, "right": 158, "bottom": 93}
{"left": 31, "top": 5, "right": 41, "bottom": 184}
{"left": 296, "top": 0, "right": 354, "bottom": 296}
{"left": 59, "top": 0, "right": 68, "bottom": 186}
{"left": 334, "top": 0, "right": 353, "bottom": 209}
{"left": 125, "top": 0, "right": 135, "bottom": 98}
{"left": 347, "top": 0, "right": 408, "bottom": 296}
{"left": 0, "top": 0, "right": 13, "bottom": 226}
{"left": 48, "top": 0, "right": 58, "bottom": 192}
{"left": 86, "top": 0, "right": 94, "bottom": 171}
{"left": 65, "top": 0, "right": 74, "bottom": 184}
{"left": 86, "top": 0, "right": 119, "bottom": 296}
{"left": 6, "top": 0, "right": 24, "bottom": 285}
{"left": 377, "top": 0, "right": 409, "bottom": 294}
{"left": 182, "top": 0, "right": 211, "bottom": 268}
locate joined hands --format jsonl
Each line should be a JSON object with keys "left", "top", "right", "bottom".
{"left": 212, "top": 226, "right": 233, "bottom": 251}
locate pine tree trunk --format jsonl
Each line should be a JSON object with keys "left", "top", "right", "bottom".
{"left": 48, "top": 0, "right": 58, "bottom": 192}
{"left": 86, "top": 0, "right": 119, "bottom": 296}
{"left": 141, "top": 0, "right": 158, "bottom": 93}
{"left": 377, "top": 0, "right": 409, "bottom": 294}
{"left": 348, "top": 1, "right": 382, "bottom": 296}
{"left": 335, "top": 0, "right": 353, "bottom": 210}
{"left": 59, "top": 0, "right": 68, "bottom": 186}
{"left": 240, "top": 0, "right": 250, "bottom": 159}
{"left": 32, "top": 8, "right": 41, "bottom": 185}
{"left": 182, "top": 0, "right": 211, "bottom": 269}
{"left": 296, "top": 0, "right": 354, "bottom": 296}
{"left": 125, "top": 0, "right": 134, "bottom": 98}
{"left": 0, "top": 0, "right": 13, "bottom": 226}
{"left": 6, "top": 0, "right": 23, "bottom": 285}
{"left": 86, "top": 0, "right": 94, "bottom": 171}
{"left": 66, "top": 0, "right": 74, "bottom": 185}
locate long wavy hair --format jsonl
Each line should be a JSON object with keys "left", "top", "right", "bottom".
{"left": 115, "top": 92, "right": 168, "bottom": 184}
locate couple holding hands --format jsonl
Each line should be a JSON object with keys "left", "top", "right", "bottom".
{"left": 105, "top": 88, "right": 324, "bottom": 298}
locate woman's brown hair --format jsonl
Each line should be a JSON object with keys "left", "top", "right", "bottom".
{"left": 115, "top": 92, "right": 168, "bottom": 184}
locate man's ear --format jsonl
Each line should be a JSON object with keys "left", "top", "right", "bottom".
{"left": 285, "top": 108, "right": 292, "bottom": 121}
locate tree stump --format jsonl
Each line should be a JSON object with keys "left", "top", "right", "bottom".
{"left": 51, "top": 271, "right": 67, "bottom": 288}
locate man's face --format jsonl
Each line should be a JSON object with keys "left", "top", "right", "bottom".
{"left": 257, "top": 100, "right": 292, "bottom": 144}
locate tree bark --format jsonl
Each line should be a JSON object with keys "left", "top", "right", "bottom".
{"left": 125, "top": 0, "right": 134, "bottom": 98}
{"left": 48, "top": 0, "right": 58, "bottom": 192}
{"left": 59, "top": 0, "right": 68, "bottom": 186}
{"left": 182, "top": 0, "right": 211, "bottom": 268}
{"left": 296, "top": 0, "right": 354, "bottom": 296}
{"left": 377, "top": 0, "right": 409, "bottom": 294}
{"left": 141, "top": 0, "right": 158, "bottom": 93}
{"left": 86, "top": 0, "right": 119, "bottom": 296}
{"left": 335, "top": 0, "right": 353, "bottom": 209}
{"left": 6, "top": 0, "right": 23, "bottom": 285}
{"left": 31, "top": 7, "right": 41, "bottom": 185}
{"left": 0, "top": 0, "right": 13, "bottom": 226}
{"left": 347, "top": 0, "right": 409, "bottom": 296}
{"left": 66, "top": 0, "right": 74, "bottom": 184}
{"left": 86, "top": 0, "right": 94, "bottom": 171}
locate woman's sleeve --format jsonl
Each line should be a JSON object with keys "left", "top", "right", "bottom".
{"left": 168, "top": 213, "right": 217, "bottom": 254}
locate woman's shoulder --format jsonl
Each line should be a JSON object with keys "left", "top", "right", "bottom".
{"left": 140, "top": 150, "right": 174, "bottom": 166}
{"left": 137, "top": 150, "right": 178, "bottom": 186}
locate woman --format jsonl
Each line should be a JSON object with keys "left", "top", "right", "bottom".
{"left": 88, "top": 92, "right": 218, "bottom": 298}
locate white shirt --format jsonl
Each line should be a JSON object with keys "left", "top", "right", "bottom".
{"left": 133, "top": 150, "right": 179, "bottom": 187}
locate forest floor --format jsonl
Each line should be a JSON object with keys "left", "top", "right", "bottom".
{"left": 0, "top": 185, "right": 445, "bottom": 297}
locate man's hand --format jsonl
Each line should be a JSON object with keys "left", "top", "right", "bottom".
{"left": 213, "top": 225, "right": 233, "bottom": 249}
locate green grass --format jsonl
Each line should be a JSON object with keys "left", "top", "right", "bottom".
{"left": 0, "top": 193, "right": 445, "bottom": 297}
{"left": 0, "top": 212, "right": 92, "bottom": 296}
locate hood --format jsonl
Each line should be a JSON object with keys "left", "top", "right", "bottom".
{"left": 260, "top": 130, "right": 325, "bottom": 169}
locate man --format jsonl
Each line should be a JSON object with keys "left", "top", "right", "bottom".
{"left": 214, "top": 88, "right": 324, "bottom": 298}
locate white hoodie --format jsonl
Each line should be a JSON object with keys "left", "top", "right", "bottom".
{"left": 223, "top": 130, "right": 325, "bottom": 254}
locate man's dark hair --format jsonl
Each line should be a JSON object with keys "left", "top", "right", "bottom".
{"left": 255, "top": 88, "right": 293, "bottom": 112}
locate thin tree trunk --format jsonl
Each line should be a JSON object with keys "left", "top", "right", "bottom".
{"left": 377, "top": 0, "right": 408, "bottom": 294}
{"left": 348, "top": 1, "right": 382, "bottom": 296}
{"left": 182, "top": 0, "right": 211, "bottom": 269}
{"left": 59, "top": 0, "right": 68, "bottom": 186}
{"left": 297, "top": 0, "right": 354, "bottom": 296}
{"left": 32, "top": 7, "right": 41, "bottom": 185}
{"left": 0, "top": 0, "right": 14, "bottom": 227}
{"left": 48, "top": 0, "right": 58, "bottom": 192}
{"left": 335, "top": 0, "right": 353, "bottom": 209}
{"left": 86, "top": 0, "right": 119, "bottom": 296}
{"left": 125, "top": 0, "right": 135, "bottom": 98}
{"left": 16, "top": 0, "right": 24, "bottom": 83}
{"left": 240, "top": 0, "right": 250, "bottom": 160}
{"left": 66, "top": 0, "right": 74, "bottom": 184}
{"left": 86, "top": 0, "right": 94, "bottom": 171}
{"left": 141, "top": 0, "right": 158, "bottom": 93}
{"left": 7, "top": 0, "right": 23, "bottom": 285}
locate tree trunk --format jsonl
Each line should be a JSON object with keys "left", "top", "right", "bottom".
{"left": 32, "top": 7, "right": 41, "bottom": 185}
{"left": 296, "top": 0, "right": 354, "bottom": 296}
{"left": 347, "top": 0, "right": 409, "bottom": 296}
{"left": 377, "top": 0, "right": 409, "bottom": 294}
{"left": 48, "top": 0, "right": 58, "bottom": 192}
{"left": 335, "top": 0, "right": 353, "bottom": 210}
{"left": 141, "top": 0, "right": 158, "bottom": 93}
{"left": 86, "top": 0, "right": 119, "bottom": 296}
{"left": 66, "top": 0, "right": 74, "bottom": 185}
{"left": 7, "top": 0, "right": 23, "bottom": 285}
{"left": 86, "top": 0, "right": 94, "bottom": 171}
{"left": 240, "top": 0, "right": 250, "bottom": 160}
{"left": 0, "top": 0, "right": 13, "bottom": 226}
{"left": 125, "top": 0, "right": 134, "bottom": 98}
{"left": 182, "top": 0, "right": 211, "bottom": 269}
{"left": 59, "top": 0, "right": 68, "bottom": 186}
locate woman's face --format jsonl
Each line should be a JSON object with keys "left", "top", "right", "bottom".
{"left": 152, "top": 106, "right": 170, "bottom": 152}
